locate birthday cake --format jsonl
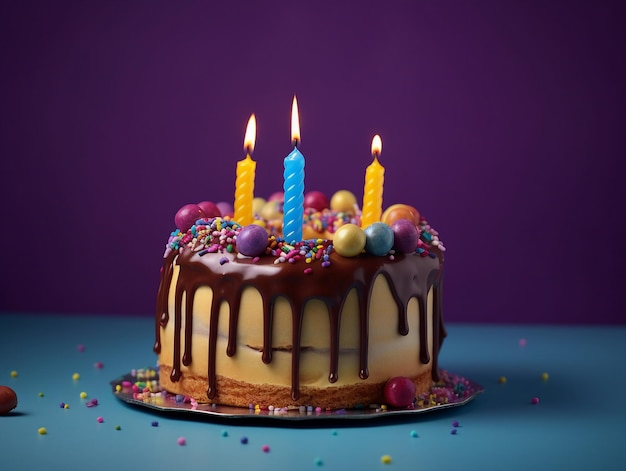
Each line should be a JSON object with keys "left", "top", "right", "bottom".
{"left": 154, "top": 193, "right": 446, "bottom": 410}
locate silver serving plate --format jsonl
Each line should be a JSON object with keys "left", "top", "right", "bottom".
{"left": 111, "top": 368, "right": 483, "bottom": 422}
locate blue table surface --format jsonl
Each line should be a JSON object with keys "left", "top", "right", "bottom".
{"left": 0, "top": 313, "right": 624, "bottom": 471}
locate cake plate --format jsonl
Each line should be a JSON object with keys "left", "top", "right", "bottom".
{"left": 111, "top": 369, "right": 483, "bottom": 422}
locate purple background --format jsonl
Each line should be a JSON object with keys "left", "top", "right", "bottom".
{"left": 1, "top": 1, "right": 624, "bottom": 324}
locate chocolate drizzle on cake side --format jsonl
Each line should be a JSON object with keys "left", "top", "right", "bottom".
{"left": 154, "top": 248, "right": 445, "bottom": 402}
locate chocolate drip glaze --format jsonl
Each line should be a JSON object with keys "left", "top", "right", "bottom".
{"left": 155, "top": 247, "right": 445, "bottom": 401}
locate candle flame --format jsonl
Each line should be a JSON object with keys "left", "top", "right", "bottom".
{"left": 244, "top": 114, "right": 256, "bottom": 153}
{"left": 291, "top": 96, "right": 300, "bottom": 147}
{"left": 371, "top": 134, "right": 382, "bottom": 157}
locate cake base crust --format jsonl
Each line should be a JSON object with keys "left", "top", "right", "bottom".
{"left": 159, "top": 364, "right": 433, "bottom": 409}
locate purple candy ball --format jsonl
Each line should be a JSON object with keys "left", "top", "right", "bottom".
{"left": 237, "top": 225, "right": 268, "bottom": 257}
{"left": 391, "top": 219, "right": 419, "bottom": 253}
{"left": 175, "top": 204, "right": 205, "bottom": 232}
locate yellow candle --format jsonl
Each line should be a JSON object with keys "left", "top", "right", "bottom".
{"left": 361, "top": 134, "right": 384, "bottom": 228}
{"left": 234, "top": 114, "right": 257, "bottom": 226}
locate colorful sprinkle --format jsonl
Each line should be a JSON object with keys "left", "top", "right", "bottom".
{"left": 451, "top": 429, "right": 458, "bottom": 435}
{"left": 240, "top": 436, "right": 248, "bottom": 444}
{"left": 85, "top": 398, "right": 98, "bottom": 407}
{"left": 452, "top": 420, "right": 459, "bottom": 427}
{"left": 77, "top": 344, "right": 85, "bottom": 352}
{"left": 221, "top": 429, "right": 228, "bottom": 437}
{"left": 97, "top": 416, "right": 104, "bottom": 423}
{"left": 94, "top": 362, "right": 104, "bottom": 369}
{"left": 381, "top": 455, "right": 392, "bottom": 464}
{"left": 115, "top": 425, "right": 121, "bottom": 430}
{"left": 262, "top": 445, "right": 270, "bottom": 453}
{"left": 410, "top": 430, "right": 418, "bottom": 438}
{"left": 38, "top": 392, "right": 44, "bottom": 397}
{"left": 72, "top": 373, "right": 80, "bottom": 381}
{"left": 80, "top": 391, "right": 88, "bottom": 399}
{"left": 177, "top": 437, "right": 186, "bottom": 446}
{"left": 314, "top": 457, "right": 323, "bottom": 466}
{"left": 541, "top": 372, "right": 549, "bottom": 381}
{"left": 10, "top": 371, "right": 17, "bottom": 378}
{"left": 498, "top": 376, "right": 507, "bottom": 384}
{"left": 518, "top": 338, "right": 527, "bottom": 347}
{"left": 151, "top": 421, "right": 159, "bottom": 427}
{"left": 38, "top": 427, "right": 47, "bottom": 435}
{"left": 531, "top": 397, "right": 540, "bottom": 404}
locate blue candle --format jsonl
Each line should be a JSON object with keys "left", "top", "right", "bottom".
{"left": 283, "top": 96, "right": 305, "bottom": 243}
{"left": 283, "top": 147, "right": 305, "bottom": 243}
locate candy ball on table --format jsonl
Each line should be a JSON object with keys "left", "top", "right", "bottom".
{"left": 0, "top": 386, "right": 18, "bottom": 415}
{"left": 304, "top": 190, "right": 330, "bottom": 212}
{"left": 391, "top": 219, "right": 419, "bottom": 253}
{"left": 236, "top": 224, "right": 269, "bottom": 257}
{"left": 330, "top": 190, "right": 357, "bottom": 214}
{"left": 197, "top": 201, "right": 222, "bottom": 218}
{"left": 333, "top": 224, "right": 366, "bottom": 257}
{"left": 364, "top": 222, "right": 394, "bottom": 256}
{"left": 384, "top": 377, "right": 416, "bottom": 408}
{"left": 175, "top": 204, "right": 205, "bottom": 232}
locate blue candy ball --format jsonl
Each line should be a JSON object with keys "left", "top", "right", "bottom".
{"left": 236, "top": 224, "right": 268, "bottom": 257}
{"left": 364, "top": 222, "right": 394, "bottom": 256}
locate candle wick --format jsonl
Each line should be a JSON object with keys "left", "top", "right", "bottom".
{"left": 292, "top": 138, "right": 300, "bottom": 148}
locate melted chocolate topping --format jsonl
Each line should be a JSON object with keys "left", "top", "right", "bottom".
{"left": 154, "top": 248, "right": 445, "bottom": 401}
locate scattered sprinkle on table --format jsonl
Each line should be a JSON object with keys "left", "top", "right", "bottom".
{"left": 97, "top": 417, "right": 104, "bottom": 423}
{"left": 221, "top": 429, "right": 228, "bottom": 437}
{"left": 452, "top": 420, "right": 459, "bottom": 427}
{"left": 10, "top": 371, "right": 18, "bottom": 378}
{"left": 381, "top": 454, "right": 392, "bottom": 464}
{"left": 80, "top": 391, "right": 88, "bottom": 399}
{"left": 410, "top": 430, "right": 418, "bottom": 438}
{"left": 177, "top": 437, "right": 186, "bottom": 446}
{"left": 518, "top": 338, "right": 527, "bottom": 347}
{"left": 314, "top": 457, "right": 323, "bottom": 466}
{"left": 541, "top": 372, "right": 549, "bottom": 381}
{"left": 38, "top": 427, "right": 47, "bottom": 435}
{"left": 115, "top": 425, "right": 121, "bottom": 430}
{"left": 72, "top": 373, "right": 80, "bottom": 381}
{"left": 451, "top": 429, "right": 458, "bottom": 435}
{"left": 77, "top": 344, "right": 85, "bottom": 352}
{"left": 151, "top": 421, "right": 159, "bottom": 427}
{"left": 531, "top": 397, "right": 540, "bottom": 404}
{"left": 498, "top": 376, "right": 507, "bottom": 384}
{"left": 262, "top": 445, "right": 270, "bottom": 453}
{"left": 240, "top": 436, "right": 248, "bottom": 444}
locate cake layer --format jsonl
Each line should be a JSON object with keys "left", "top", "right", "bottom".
{"left": 154, "top": 246, "right": 444, "bottom": 408}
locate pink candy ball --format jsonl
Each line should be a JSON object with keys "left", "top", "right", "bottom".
{"left": 216, "top": 201, "right": 234, "bottom": 218}
{"left": 237, "top": 224, "right": 268, "bottom": 257}
{"left": 175, "top": 204, "right": 205, "bottom": 232}
{"left": 391, "top": 219, "right": 419, "bottom": 253}
{"left": 267, "top": 191, "right": 284, "bottom": 202}
{"left": 197, "top": 201, "right": 222, "bottom": 218}
{"left": 304, "top": 190, "right": 330, "bottom": 212}
{"left": 384, "top": 376, "right": 416, "bottom": 408}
